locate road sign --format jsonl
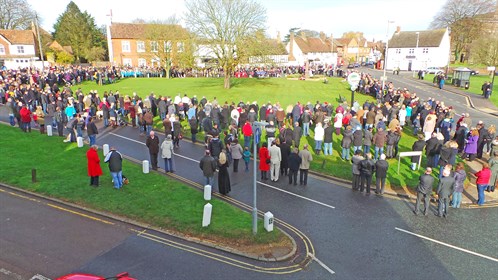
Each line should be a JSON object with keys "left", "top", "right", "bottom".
{"left": 347, "top": 73, "right": 361, "bottom": 85}
{"left": 351, "top": 85, "right": 358, "bottom": 91}
{"left": 487, "top": 66, "right": 496, "bottom": 71}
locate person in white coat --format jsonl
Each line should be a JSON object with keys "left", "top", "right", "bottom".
{"left": 314, "top": 122, "right": 325, "bottom": 155}
{"left": 269, "top": 141, "right": 282, "bottom": 182}
{"left": 161, "top": 134, "right": 175, "bottom": 172}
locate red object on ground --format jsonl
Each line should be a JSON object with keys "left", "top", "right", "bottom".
{"left": 56, "top": 272, "right": 136, "bottom": 280}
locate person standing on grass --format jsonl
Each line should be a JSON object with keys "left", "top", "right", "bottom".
{"left": 19, "top": 103, "right": 32, "bottom": 132}
{"left": 413, "top": 167, "right": 435, "bottom": 216}
{"left": 323, "top": 119, "right": 334, "bottom": 156}
{"left": 487, "top": 151, "right": 498, "bottom": 192}
{"left": 314, "top": 122, "right": 324, "bottom": 155}
{"left": 452, "top": 162, "right": 466, "bottom": 208}
{"left": 375, "top": 154, "right": 389, "bottom": 195}
{"left": 161, "top": 134, "right": 174, "bottom": 173}
{"left": 86, "top": 145, "right": 103, "bottom": 187}
{"left": 475, "top": 162, "right": 491, "bottom": 206}
{"left": 146, "top": 131, "right": 160, "bottom": 171}
{"left": 199, "top": 150, "right": 217, "bottom": 186}
{"left": 104, "top": 146, "right": 123, "bottom": 190}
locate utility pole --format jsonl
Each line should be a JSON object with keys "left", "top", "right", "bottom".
{"left": 34, "top": 13, "right": 45, "bottom": 73}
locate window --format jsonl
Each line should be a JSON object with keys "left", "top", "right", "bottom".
{"left": 122, "top": 58, "right": 132, "bottom": 66}
{"left": 164, "top": 41, "right": 172, "bottom": 52}
{"left": 0, "top": 45, "right": 5, "bottom": 54}
{"left": 121, "top": 41, "right": 130, "bottom": 52}
{"left": 151, "top": 41, "right": 158, "bottom": 52}
{"left": 408, "top": 48, "right": 414, "bottom": 54}
{"left": 138, "top": 58, "right": 146, "bottom": 67}
{"left": 395, "top": 49, "right": 401, "bottom": 54}
{"left": 422, "top": 48, "right": 429, "bottom": 54}
{"left": 137, "top": 41, "right": 145, "bottom": 52}
{"left": 177, "top": 42, "right": 184, "bottom": 52}
{"left": 17, "top": 46, "right": 25, "bottom": 54}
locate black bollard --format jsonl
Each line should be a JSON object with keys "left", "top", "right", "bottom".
{"left": 32, "top": 168, "right": 36, "bottom": 183}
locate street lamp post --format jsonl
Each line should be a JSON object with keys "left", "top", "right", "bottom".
{"left": 415, "top": 32, "right": 420, "bottom": 72}
{"left": 252, "top": 121, "right": 268, "bottom": 235}
{"left": 382, "top": 20, "right": 395, "bottom": 92}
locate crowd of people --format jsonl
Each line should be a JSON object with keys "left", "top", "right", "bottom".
{"left": 1, "top": 66, "right": 497, "bottom": 208}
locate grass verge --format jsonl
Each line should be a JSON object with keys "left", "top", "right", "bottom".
{"left": 0, "top": 124, "right": 287, "bottom": 248}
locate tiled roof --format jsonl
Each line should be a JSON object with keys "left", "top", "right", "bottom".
{"left": 294, "top": 36, "right": 332, "bottom": 53}
{"left": 336, "top": 38, "right": 352, "bottom": 46}
{"left": 110, "top": 22, "right": 188, "bottom": 39}
{"left": 0, "top": 29, "right": 35, "bottom": 45}
{"left": 388, "top": 29, "right": 446, "bottom": 48}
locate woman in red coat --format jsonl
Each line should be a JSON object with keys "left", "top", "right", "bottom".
{"left": 259, "top": 142, "right": 270, "bottom": 180}
{"left": 87, "top": 145, "right": 103, "bottom": 187}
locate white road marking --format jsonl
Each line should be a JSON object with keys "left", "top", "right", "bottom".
{"left": 108, "top": 131, "right": 336, "bottom": 209}
{"left": 258, "top": 181, "right": 335, "bottom": 209}
{"left": 308, "top": 253, "right": 336, "bottom": 275}
{"left": 30, "top": 274, "right": 51, "bottom": 280}
{"left": 395, "top": 227, "right": 498, "bottom": 263}
{"left": 109, "top": 132, "right": 200, "bottom": 163}
{"left": 109, "top": 132, "right": 145, "bottom": 145}
{"left": 0, "top": 268, "right": 23, "bottom": 280}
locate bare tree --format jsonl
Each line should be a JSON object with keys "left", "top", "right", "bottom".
{"left": 184, "top": 0, "right": 267, "bottom": 89}
{"left": 0, "top": 0, "right": 36, "bottom": 30}
{"left": 430, "top": 0, "right": 496, "bottom": 62}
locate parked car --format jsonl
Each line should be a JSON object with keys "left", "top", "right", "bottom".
{"left": 56, "top": 272, "right": 136, "bottom": 280}
{"left": 424, "top": 67, "right": 444, "bottom": 74}
{"left": 353, "top": 62, "right": 360, "bottom": 68}
{"left": 347, "top": 64, "right": 355, "bottom": 69}
{"left": 469, "top": 69, "right": 479, "bottom": 75}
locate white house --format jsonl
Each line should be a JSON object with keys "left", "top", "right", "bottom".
{"left": 0, "top": 29, "right": 40, "bottom": 69}
{"left": 386, "top": 27, "right": 450, "bottom": 71}
{"left": 286, "top": 32, "right": 338, "bottom": 67}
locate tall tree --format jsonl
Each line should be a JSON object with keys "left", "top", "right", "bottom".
{"left": 0, "top": 0, "right": 36, "bottom": 30}
{"left": 430, "top": 0, "right": 496, "bottom": 62}
{"left": 53, "top": 1, "right": 106, "bottom": 62}
{"left": 184, "top": 0, "right": 267, "bottom": 89}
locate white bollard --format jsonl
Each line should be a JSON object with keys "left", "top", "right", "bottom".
{"left": 142, "top": 160, "right": 149, "bottom": 174}
{"left": 202, "top": 203, "right": 212, "bottom": 227}
{"left": 204, "top": 185, "right": 212, "bottom": 201}
{"left": 77, "top": 137, "right": 84, "bottom": 147}
{"left": 264, "top": 211, "right": 274, "bottom": 232}
{"left": 46, "top": 125, "right": 53, "bottom": 136}
{"left": 103, "top": 144, "right": 109, "bottom": 156}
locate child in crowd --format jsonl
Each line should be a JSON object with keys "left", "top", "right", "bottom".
{"left": 242, "top": 146, "right": 251, "bottom": 172}
{"left": 412, "top": 115, "right": 421, "bottom": 135}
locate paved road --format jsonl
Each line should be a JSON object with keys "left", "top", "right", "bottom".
{"left": 1, "top": 75, "right": 498, "bottom": 279}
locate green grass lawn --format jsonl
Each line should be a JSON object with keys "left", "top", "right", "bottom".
{"left": 0, "top": 124, "right": 285, "bottom": 246}
{"left": 425, "top": 73, "right": 498, "bottom": 108}
{"left": 73, "top": 77, "right": 443, "bottom": 190}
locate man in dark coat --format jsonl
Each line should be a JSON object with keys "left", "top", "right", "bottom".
{"left": 292, "top": 122, "right": 302, "bottom": 148}
{"left": 351, "top": 150, "right": 364, "bottom": 191}
{"left": 476, "top": 122, "right": 489, "bottom": 159}
{"left": 104, "top": 146, "right": 123, "bottom": 189}
{"left": 436, "top": 168, "right": 455, "bottom": 217}
{"left": 279, "top": 140, "right": 291, "bottom": 176}
{"left": 287, "top": 147, "right": 302, "bottom": 185}
{"left": 375, "top": 154, "right": 389, "bottom": 194}
{"left": 413, "top": 167, "right": 435, "bottom": 216}
{"left": 360, "top": 153, "right": 375, "bottom": 193}
{"left": 425, "top": 132, "right": 439, "bottom": 168}
{"left": 411, "top": 134, "right": 426, "bottom": 170}
{"left": 199, "top": 150, "right": 217, "bottom": 186}
{"left": 146, "top": 131, "right": 160, "bottom": 170}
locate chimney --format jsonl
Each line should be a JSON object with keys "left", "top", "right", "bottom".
{"left": 396, "top": 26, "right": 401, "bottom": 34}
{"left": 288, "top": 32, "right": 295, "bottom": 61}
{"left": 276, "top": 31, "right": 281, "bottom": 44}
{"left": 300, "top": 31, "right": 306, "bottom": 41}
{"left": 329, "top": 33, "right": 334, "bottom": 52}
{"left": 320, "top": 31, "right": 326, "bottom": 42}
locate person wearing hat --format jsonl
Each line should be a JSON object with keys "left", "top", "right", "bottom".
{"left": 161, "top": 134, "right": 174, "bottom": 173}
{"left": 413, "top": 167, "right": 435, "bottom": 216}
